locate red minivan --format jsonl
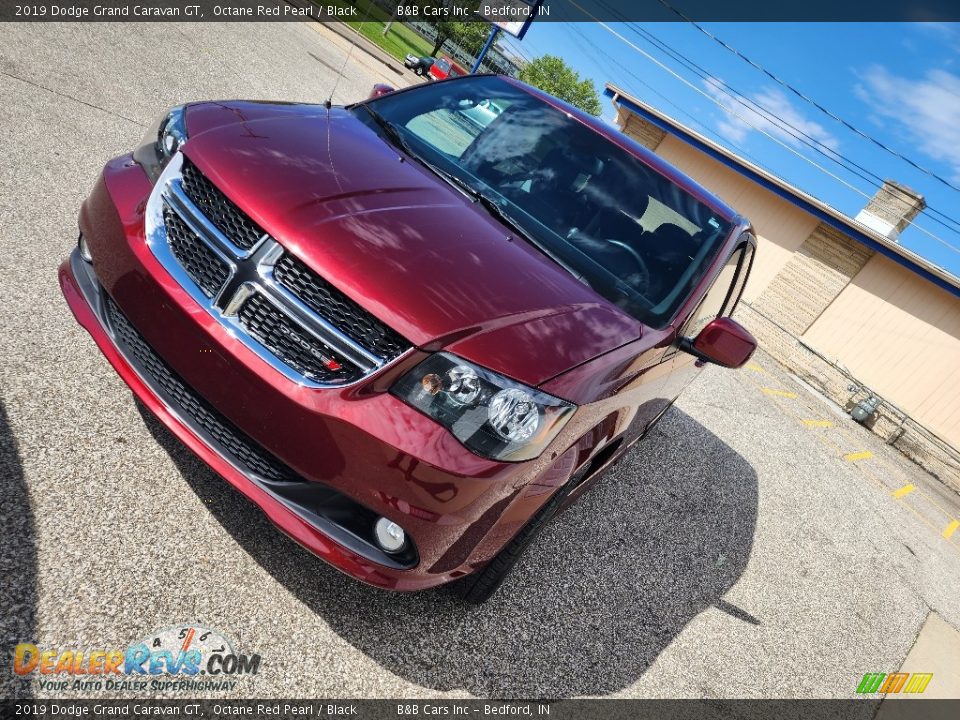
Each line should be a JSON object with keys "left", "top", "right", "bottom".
{"left": 60, "top": 75, "right": 757, "bottom": 603}
{"left": 428, "top": 55, "right": 468, "bottom": 81}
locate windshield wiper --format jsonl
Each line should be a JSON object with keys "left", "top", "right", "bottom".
{"left": 357, "top": 103, "right": 414, "bottom": 155}
{"left": 432, "top": 171, "right": 587, "bottom": 282}
{"left": 357, "top": 106, "right": 480, "bottom": 202}
{"left": 357, "top": 104, "right": 583, "bottom": 281}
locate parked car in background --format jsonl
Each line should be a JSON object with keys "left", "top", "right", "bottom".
{"left": 428, "top": 55, "right": 467, "bottom": 81}
{"left": 61, "top": 75, "right": 757, "bottom": 604}
{"left": 404, "top": 54, "right": 435, "bottom": 77}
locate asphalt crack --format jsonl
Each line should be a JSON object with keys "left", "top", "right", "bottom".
{"left": 0, "top": 69, "right": 145, "bottom": 127}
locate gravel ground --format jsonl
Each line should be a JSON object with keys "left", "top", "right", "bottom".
{"left": 2, "top": 21, "right": 959, "bottom": 701}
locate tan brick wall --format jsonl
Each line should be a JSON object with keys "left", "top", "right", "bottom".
{"left": 754, "top": 223, "right": 874, "bottom": 335}
{"left": 735, "top": 303, "right": 960, "bottom": 493}
{"left": 622, "top": 114, "right": 666, "bottom": 151}
{"left": 863, "top": 181, "right": 925, "bottom": 234}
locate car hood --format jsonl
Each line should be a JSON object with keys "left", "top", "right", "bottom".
{"left": 183, "top": 101, "right": 641, "bottom": 387}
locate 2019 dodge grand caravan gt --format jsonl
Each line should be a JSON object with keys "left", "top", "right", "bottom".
{"left": 60, "top": 75, "right": 757, "bottom": 603}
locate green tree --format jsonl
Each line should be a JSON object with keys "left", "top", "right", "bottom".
{"left": 429, "top": 20, "right": 488, "bottom": 57}
{"left": 418, "top": 1, "right": 486, "bottom": 57}
{"left": 518, "top": 55, "right": 603, "bottom": 116}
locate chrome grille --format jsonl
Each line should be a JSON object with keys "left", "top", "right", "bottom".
{"left": 180, "top": 157, "right": 264, "bottom": 250}
{"left": 273, "top": 254, "right": 410, "bottom": 361}
{"left": 237, "top": 293, "right": 358, "bottom": 384}
{"left": 145, "top": 153, "right": 412, "bottom": 387}
{"left": 164, "top": 207, "right": 230, "bottom": 298}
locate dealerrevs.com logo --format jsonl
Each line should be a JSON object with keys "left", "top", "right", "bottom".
{"left": 856, "top": 672, "right": 933, "bottom": 694}
{"left": 13, "top": 625, "right": 261, "bottom": 693}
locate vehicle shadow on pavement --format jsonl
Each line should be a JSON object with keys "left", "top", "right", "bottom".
{"left": 141, "top": 405, "right": 758, "bottom": 698}
{"left": 0, "top": 399, "right": 36, "bottom": 699}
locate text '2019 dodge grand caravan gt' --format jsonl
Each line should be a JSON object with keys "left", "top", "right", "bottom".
{"left": 60, "top": 75, "right": 757, "bottom": 603}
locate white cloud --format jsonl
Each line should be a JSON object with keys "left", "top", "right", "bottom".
{"left": 914, "top": 23, "right": 957, "bottom": 40}
{"left": 702, "top": 77, "right": 841, "bottom": 153}
{"left": 857, "top": 65, "right": 960, "bottom": 182}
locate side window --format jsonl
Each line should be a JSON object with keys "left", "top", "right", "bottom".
{"left": 683, "top": 239, "right": 755, "bottom": 338}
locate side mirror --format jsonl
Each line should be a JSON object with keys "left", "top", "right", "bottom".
{"left": 680, "top": 317, "right": 757, "bottom": 368}
{"left": 369, "top": 84, "right": 396, "bottom": 99}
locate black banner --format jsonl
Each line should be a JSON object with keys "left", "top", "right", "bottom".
{"left": 3, "top": 700, "right": 960, "bottom": 720}
{"left": 2, "top": 0, "right": 959, "bottom": 23}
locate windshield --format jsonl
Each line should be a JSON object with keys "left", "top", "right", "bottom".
{"left": 354, "top": 75, "right": 733, "bottom": 328}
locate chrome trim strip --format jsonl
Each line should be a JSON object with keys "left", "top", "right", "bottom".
{"left": 165, "top": 178, "right": 266, "bottom": 260}
{"left": 222, "top": 282, "right": 256, "bottom": 317}
{"left": 144, "top": 152, "right": 396, "bottom": 388}
{"left": 260, "top": 261, "right": 382, "bottom": 370}
{"left": 251, "top": 285, "right": 378, "bottom": 373}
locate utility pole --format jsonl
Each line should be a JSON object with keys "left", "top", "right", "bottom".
{"left": 383, "top": 0, "right": 407, "bottom": 36}
{"left": 471, "top": 24, "right": 500, "bottom": 73}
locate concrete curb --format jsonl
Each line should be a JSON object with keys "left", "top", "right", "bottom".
{"left": 323, "top": 21, "right": 411, "bottom": 79}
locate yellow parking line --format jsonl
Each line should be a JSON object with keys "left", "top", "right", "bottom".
{"left": 744, "top": 367, "right": 960, "bottom": 558}
{"left": 762, "top": 388, "right": 798, "bottom": 399}
{"left": 745, "top": 362, "right": 766, "bottom": 373}
{"left": 802, "top": 419, "right": 834, "bottom": 427}
{"left": 893, "top": 490, "right": 955, "bottom": 542}
{"left": 893, "top": 484, "right": 916, "bottom": 499}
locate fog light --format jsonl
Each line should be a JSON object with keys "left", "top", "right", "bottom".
{"left": 373, "top": 517, "right": 406, "bottom": 553}
{"left": 78, "top": 234, "right": 92, "bottom": 263}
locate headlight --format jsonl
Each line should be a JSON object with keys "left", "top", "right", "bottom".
{"left": 391, "top": 353, "right": 576, "bottom": 462}
{"left": 133, "top": 105, "right": 188, "bottom": 182}
{"left": 157, "top": 106, "right": 188, "bottom": 159}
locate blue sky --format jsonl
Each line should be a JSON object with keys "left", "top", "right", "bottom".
{"left": 499, "top": 22, "right": 960, "bottom": 276}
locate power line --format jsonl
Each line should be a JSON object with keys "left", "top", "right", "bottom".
{"left": 549, "top": 4, "right": 787, "bottom": 178}
{"left": 558, "top": 21, "right": 778, "bottom": 174}
{"left": 656, "top": 0, "right": 960, "bottom": 196}
{"left": 618, "top": 21, "right": 960, "bottom": 237}
{"left": 572, "top": 0, "right": 960, "bottom": 254}
{"left": 563, "top": 0, "right": 960, "bottom": 259}
{"left": 578, "top": 0, "right": 960, "bottom": 237}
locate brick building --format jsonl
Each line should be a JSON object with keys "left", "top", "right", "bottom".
{"left": 605, "top": 84, "right": 960, "bottom": 491}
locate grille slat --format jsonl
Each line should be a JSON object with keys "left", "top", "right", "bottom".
{"left": 274, "top": 254, "right": 410, "bottom": 361}
{"left": 238, "top": 294, "right": 359, "bottom": 384}
{"left": 104, "top": 296, "right": 298, "bottom": 483}
{"left": 180, "top": 158, "right": 264, "bottom": 251}
{"left": 163, "top": 207, "right": 230, "bottom": 298}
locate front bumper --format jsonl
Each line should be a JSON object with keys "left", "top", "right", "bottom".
{"left": 59, "top": 156, "right": 579, "bottom": 590}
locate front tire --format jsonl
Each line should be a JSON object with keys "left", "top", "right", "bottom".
{"left": 451, "top": 480, "right": 573, "bottom": 604}
{"left": 415, "top": 66, "right": 424, "bottom": 76}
